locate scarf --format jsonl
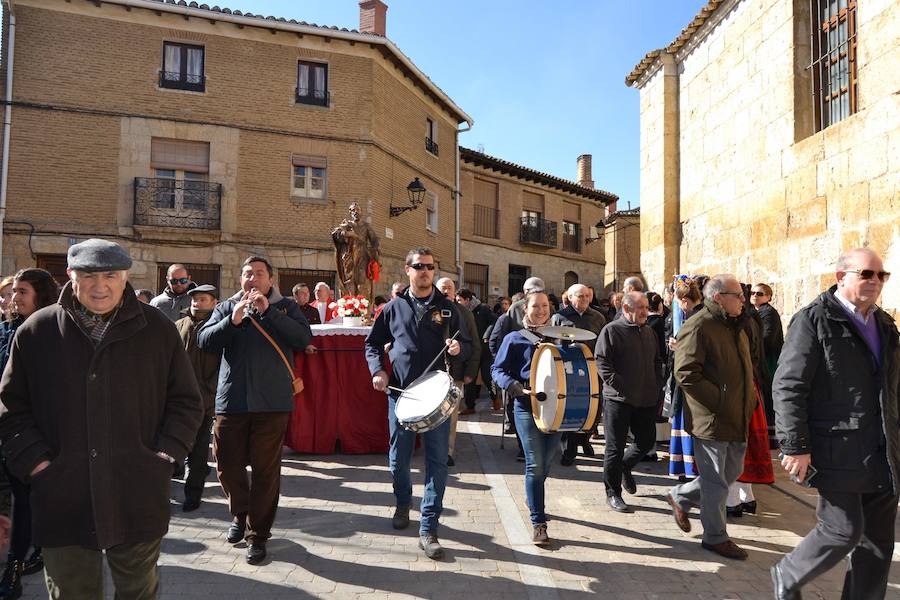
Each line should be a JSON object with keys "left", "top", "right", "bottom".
{"left": 74, "top": 299, "right": 121, "bottom": 346}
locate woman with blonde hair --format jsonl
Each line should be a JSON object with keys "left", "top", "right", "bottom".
{"left": 0, "top": 276, "right": 14, "bottom": 322}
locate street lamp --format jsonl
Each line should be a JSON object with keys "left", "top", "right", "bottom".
{"left": 390, "top": 177, "right": 427, "bottom": 217}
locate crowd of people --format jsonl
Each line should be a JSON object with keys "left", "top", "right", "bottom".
{"left": 0, "top": 239, "right": 893, "bottom": 600}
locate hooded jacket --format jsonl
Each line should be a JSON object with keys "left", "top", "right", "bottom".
{"left": 198, "top": 286, "right": 312, "bottom": 414}
{"left": 150, "top": 281, "right": 197, "bottom": 322}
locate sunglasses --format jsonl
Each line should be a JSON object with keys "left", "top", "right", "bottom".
{"left": 844, "top": 269, "right": 891, "bottom": 282}
{"left": 750, "top": 291, "right": 767, "bottom": 297}
{"left": 409, "top": 263, "right": 435, "bottom": 271}
{"left": 720, "top": 291, "right": 745, "bottom": 298}
{"left": 169, "top": 277, "right": 190, "bottom": 285}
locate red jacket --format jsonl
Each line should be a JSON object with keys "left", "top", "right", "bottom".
{"left": 310, "top": 300, "right": 334, "bottom": 323}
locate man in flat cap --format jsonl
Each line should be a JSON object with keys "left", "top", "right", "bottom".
{"left": 175, "top": 284, "right": 221, "bottom": 512}
{"left": 0, "top": 238, "right": 203, "bottom": 599}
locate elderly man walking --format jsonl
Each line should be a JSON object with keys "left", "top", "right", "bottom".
{"left": 0, "top": 239, "right": 203, "bottom": 598}
{"left": 151, "top": 263, "right": 196, "bottom": 321}
{"left": 596, "top": 292, "right": 662, "bottom": 513}
{"left": 666, "top": 274, "right": 755, "bottom": 560}
{"left": 771, "top": 248, "right": 899, "bottom": 600}
{"left": 199, "top": 256, "right": 312, "bottom": 565}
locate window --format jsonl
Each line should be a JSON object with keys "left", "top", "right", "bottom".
{"left": 521, "top": 209, "right": 541, "bottom": 225}
{"left": 150, "top": 139, "right": 210, "bottom": 211}
{"left": 810, "top": 0, "right": 857, "bottom": 131}
{"left": 562, "top": 221, "right": 581, "bottom": 252}
{"left": 508, "top": 264, "right": 530, "bottom": 298}
{"left": 425, "top": 192, "right": 438, "bottom": 232}
{"left": 473, "top": 179, "right": 499, "bottom": 238}
{"left": 276, "top": 269, "right": 336, "bottom": 296}
{"left": 36, "top": 254, "right": 68, "bottom": 286}
{"left": 463, "top": 263, "right": 489, "bottom": 301}
{"left": 160, "top": 42, "right": 205, "bottom": 92}
{"left": 296, "top": 61, "right": 328, "bottom": 106}
{"left": 425, "top": 117, "right": 439, "bottom": 156}
{"left": 290, "top": 155, "right": 327, "bottom": 201}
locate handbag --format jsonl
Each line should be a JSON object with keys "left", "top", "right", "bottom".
{"left": 249, "top": 317, "right": 305, "bottom": 395}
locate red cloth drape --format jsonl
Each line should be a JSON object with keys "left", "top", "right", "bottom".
{"left": 738, "top": 383, "right": 776, "bottom": 484}
{"left": 284, "top": 332, "right": 389, "bottom": 454}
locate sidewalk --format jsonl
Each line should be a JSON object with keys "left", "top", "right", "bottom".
{"left": 18, "top": 397, "right": 900, "bottom": 599}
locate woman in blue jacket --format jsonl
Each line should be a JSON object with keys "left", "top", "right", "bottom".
{"left": 491, "top": 290, "right": 557, "bottom": 547}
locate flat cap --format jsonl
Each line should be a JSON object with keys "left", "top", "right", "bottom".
{"left": 187, "top": 284, "right": 217, "bottom": 298}
{"left": 67, "top": 238, "right": 133, "bottom": 273}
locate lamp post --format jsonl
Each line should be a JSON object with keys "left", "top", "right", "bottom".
{"left": 390, "top": 177, "right": 427, "bottom": 217}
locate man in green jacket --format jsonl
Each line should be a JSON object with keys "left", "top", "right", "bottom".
{"left": 666, "top": 274, "right": 755, "bottom": 561}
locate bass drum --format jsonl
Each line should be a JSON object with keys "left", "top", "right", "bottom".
{"left": 394, "top": 370, "right": 461, "bottom": 433}
{"left": 529, "top": 342, "right": 599, "bottom": 432}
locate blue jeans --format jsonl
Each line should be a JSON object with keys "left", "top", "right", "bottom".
{"left": 388, "top": 393, "right": 450, "bottom": 535}
{"left": 514, "top": 401, "right": 562, "bottom": 526}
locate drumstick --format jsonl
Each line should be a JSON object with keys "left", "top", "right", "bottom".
{"left": 421, "top": 330, "right": 461, "bottom": 375}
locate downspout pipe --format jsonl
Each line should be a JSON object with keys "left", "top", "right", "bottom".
{"left": 0, "top": 3, "right": 15, "bottom": 272}
{"left": 455, "top": 121, "right": 471, "bottom": 288}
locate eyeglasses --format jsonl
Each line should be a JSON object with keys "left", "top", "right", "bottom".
{"left": 843, "top": 269, "right": 891, "bottom": 282}
{"left": 409, "top": 263, "right": 435, "bottom": 271}
{"left": 750, "top": 291, "right": 767, "bottom": 297}
{"left": 720, "top": 291, "right": 745, "bottom": 298}
{"left": 169, "top": 277, "right": 190, "bottom": 285}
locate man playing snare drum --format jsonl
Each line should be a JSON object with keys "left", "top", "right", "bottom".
{"left": 365, "top": 247, "right": 471, "bottom": 560}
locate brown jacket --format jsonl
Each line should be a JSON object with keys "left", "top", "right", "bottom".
{"left": 176, "top": 310, "right": 221, "bottom": 413}
{"left": 674, "top": 300, "right": 756, "bottom": 442}
{"left": 0, "top": 282, "right": 203, "bottom": 549}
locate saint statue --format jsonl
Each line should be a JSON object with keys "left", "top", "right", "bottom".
{"left": 332, "top": 202, "right": 380, "bottom": 298}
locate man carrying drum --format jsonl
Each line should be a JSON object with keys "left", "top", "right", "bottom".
{"left": 365, "top": 247, "right": 471, "bottom": 560}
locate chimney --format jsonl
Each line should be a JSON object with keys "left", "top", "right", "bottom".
{"left": 359, "top": 0, "right": 388, "bottom": 37}
{"left": 576, "top": 154, "right": 594, "bottom": 189}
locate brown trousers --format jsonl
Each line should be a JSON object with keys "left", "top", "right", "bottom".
{"left": 213, "top": 412, "right": 291, "bottom": 543}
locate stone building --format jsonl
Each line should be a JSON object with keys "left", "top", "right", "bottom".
{"left": 458, "top": 148, "right": 615, "bottom": 303}
{"left": 627, "top": 0, "right": 899, "bottom": 317}
{"left": 0, "top": 0, "right": 472, "bottom": 294}
{"left": 602, "top": 207, "right": 641, "bottom": 296}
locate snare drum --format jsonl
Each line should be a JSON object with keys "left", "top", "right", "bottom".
{"left": 529, "top": 343, "right": 599, "bottom": 432}
{"left": 394, "top": 370, "right": 461, "bottom": 433}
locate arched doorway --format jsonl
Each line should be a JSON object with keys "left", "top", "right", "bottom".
{"left": 564, "top": 271, "right": 579, "bottom": 289}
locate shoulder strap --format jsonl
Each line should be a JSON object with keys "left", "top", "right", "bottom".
{"left": 249, "top": 317, "right": 295, "bottom": 379}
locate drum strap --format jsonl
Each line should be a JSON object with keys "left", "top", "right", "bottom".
{"left": 518, "top": 328, "right": 541, "bottom": 345}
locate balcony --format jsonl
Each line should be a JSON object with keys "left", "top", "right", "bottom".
{"left": 425, "top": 136, "right": 439, "bottom": 156}
{"left": 295, "top": 87, "right": 330, "bottom": 107}
{"left": 519, "top": 216, "right": 557, "bottom": 248}
{"left": 158, "top": 71, "right": 205, "bottom": 93}
{"left": 562, "top": 224, "right": 582, "bottom": 253}
{"left": 133, "top": 177, "right": 222, "bottom": 230}
{"left": 473, "top": 205, "right": 499, "bottom": 238}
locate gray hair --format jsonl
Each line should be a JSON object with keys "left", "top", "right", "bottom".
{"left": 622, "top": 291, "right": 646, "bottom": 309}
{"left": 836, "top": 247, "right": 880, "bottom": 271}
{"left": 704, "top": 274, "right": 738, "bottom": 301}
{"left": 567, "top": 283, "right": 588, "bottom": 298}
{"left": 314, "top": 281, "right": 330, "bottom": 292}
{"left": 622, "top": 276, "right": 644, "bottom": 292}
{"left": 523, "top": 277, "right": 545, "bottom": 293}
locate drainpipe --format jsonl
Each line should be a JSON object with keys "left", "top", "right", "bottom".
{"left": 455, "top": 121, "right": 471, "bottom": 287}
{"left": 0, "top": 3, "right": 15, "bottom": 272}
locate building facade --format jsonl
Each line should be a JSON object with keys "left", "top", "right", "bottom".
{"left": 602, "top": 207, "right": 641, "bottom": 296}
{"left": 627, "top": 0, "right": 899, "bottom": 317}
{"left": 0, "top": 0, "right": 471, "bottom": 294}
{"left": 458, "top": 149, "right": 615, "bottom": 304}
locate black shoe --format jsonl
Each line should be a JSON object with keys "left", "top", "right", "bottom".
{"left": 640, "top": 452, "right": 659, "bottom": 462}
{"left": 226, "top": 515, "right": 247, "bottom": 544}
{"left": 418, "top": 533, "right": 444, "bottom": 559}
{"left": 182, "top": 497, "right": 201, "bottom": 512}
{"left": 771, "top": 563, "right": 802, "bottom": 599}
{"left": 447, "top": 455, "right": 455, "bottom": 467}
{"left": 504, "top": 425, "right": 515, "bottom": 434}
{"left": 392, "top": 505, "right": 410, "bottom": 530}
{"left": 581, "top": 443, "right": 595, "bottom": 457}
{"left": 742, "top": 501, "right": 757, "bottom": 515}
{"left": 0, "top": 559, "right": 22, "bottom": 600}
{"left": 606, "top": 495, "right": 631, "bottom": 513}
{"left": 560, "top": 453, "right": 575, "bottom": 467}
{"left": 246, "top": 543, "right": 267, "bottom": 565}
{"left": 726, "top": 505, "right": 744, "bottom": 518}
{"left": 20, "top": 548, "right": 42, "bottom": 576}
{"left": 622, "top": 469, "right": 637, "bottom": 495}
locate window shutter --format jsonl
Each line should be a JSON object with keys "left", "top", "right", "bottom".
{"left": 563, "top": 202, "right": 580, "bottom": 222}
{"left": 150, "top": 139, "right": 209, "bottom": 173}
{"left": 522, "top": 191, "right": 543, "bottom": 212}
{"left": 291, "top": 155, "right": 327, "bottom": 169}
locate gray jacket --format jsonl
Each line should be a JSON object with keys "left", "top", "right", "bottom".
{"left": 595, "top": 317, "right": 663, "bottom": 408}
{"left": 150, "top": 282, "right": 197, "bottom": 321}
{"left": 551, "top": 305, "right": 607, "bottom": 348}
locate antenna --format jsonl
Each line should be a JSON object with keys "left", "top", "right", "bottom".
{"left": 477, "top": 143, "right": 485, "bottom": 153}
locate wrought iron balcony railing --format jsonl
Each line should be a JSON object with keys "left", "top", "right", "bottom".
{"left": 425, "top": 137, "right": 439, "bottom": 156}
{"left": 295, "top": 87, "right": 330, "bottom": 107}
{"left": 562, "top": 223, "right": 582, "bottom": 253}
{"left": 158, "top": 71, "right": 205, "bottom": 92}
{"left": 473, "top": 205, "right": 499, "bottom": 238}
{"left": 519, "top": 216, "right": 557, "bottom": 248}
{"left": 133, "top": 177, "right": 222, "bottom": 230}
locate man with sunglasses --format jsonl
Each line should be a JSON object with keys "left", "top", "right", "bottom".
{"left": 151, "top": 263, "right": 196, "bottom": 321}
{"left": 772, "top": 248, "right": 899, "bottom": 600}
{"left": 365, "top": 247, "right": 471, "bottom": 560}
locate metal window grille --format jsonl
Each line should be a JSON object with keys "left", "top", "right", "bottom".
{"left": 809, "top": 0, "right": 857, "bottom": 131}
{"left": 463, "top": 263, "right": 489, "bottom": 301}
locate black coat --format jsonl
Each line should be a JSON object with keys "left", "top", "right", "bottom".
{"left": 757, "top": 302, "right": 784, "bottom": 360}
{"left": 0, "top": 282, "right": 203, "bottom": 549}
{"left": 773, "top": 286, "right": 900, "bottom": 493}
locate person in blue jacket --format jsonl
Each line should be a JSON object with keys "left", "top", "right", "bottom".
{"left": 491, "top": 289, "right": 558, "bottom": 547}
{"left": 365, "top": 247, "right": 471, "bottom": 560}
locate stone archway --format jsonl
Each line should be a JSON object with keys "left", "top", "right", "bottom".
{"left": 564, "top": 271, "right": 579, "bottom": 289}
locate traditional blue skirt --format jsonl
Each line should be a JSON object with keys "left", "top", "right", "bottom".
{"left": 668, "top": 403, "right": 698, "bottom": 477}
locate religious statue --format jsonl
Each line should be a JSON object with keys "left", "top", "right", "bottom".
{"left": 332, "top": 202, "right": 381, "bottom": 300}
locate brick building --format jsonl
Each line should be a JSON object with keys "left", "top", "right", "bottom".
{"left": 627, "top": 0, "right": 899, "bottom": 317}
{"left": 0, "top": 0, "right": 472, "bottom": 294}
{"left": 602, "top": 207, "right": 641, "bottom": 296}
{"left": 458, "top": 149, "right": 615, "bottom": 303}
